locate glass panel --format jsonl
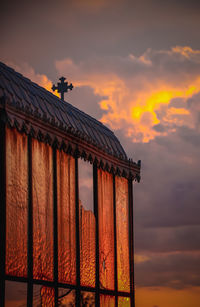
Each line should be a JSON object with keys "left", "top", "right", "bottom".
{"left": 5, "top": 281, "right": 27, "bottom": 307}
{"left": 98, "top": 169, "right": 115, "bottom": 290}
{"left": 81, "top": 291, "right": 95, "bottom": 306}
{"left": 33, "top": 284, "right": 55, "bottom": 306}
{"left": 58, "top": 288, "right": 76, "bottom": 306}
{"left": 32, "top": 139, "right": 54, "bottom": 281}
{"left": 57, "top": 151, "right": 76, "bottom": 284}
{"left": 116, "top": 176, "right": 130, "bottom": 292}
{"left": 79, "top": 159, "right": 93, "bottom": 212}
{"left": 100, "top": 295, "right": 115, "bottom": 306}
{"left": 79, "top": 159, "right": 96, "bottom": 287}
{"left": 118, "top": 296, "right": 130, "bottom": 306}
{"left": 6, "top": 128, "right": 28, "bottom": 277}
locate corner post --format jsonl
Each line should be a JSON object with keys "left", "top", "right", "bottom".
{"left": 27, "top": 135, "right": 33, "bottom": 306}
{"left": 93, "top": 164, "right": 100, "bottom": 307}
{"left": 128, "top": 178, "right": 135, "bottom": 307}
{"left": 75, "top": 157, "right": 81, "bottom": 306}
{"left": 0, "top": 109, "right": 6, "bottom": 307}
{"left": 53, "top": 146, "right": 58, "bottom": 306}
{"left": 113, "top": 174, "right": 118, "bottom": 306}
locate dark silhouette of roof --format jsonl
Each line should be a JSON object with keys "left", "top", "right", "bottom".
{"left": 0, "top": 61, "right": 127, "bottom": 159}
{"left": 0, "top": 61, "right": 140, "bottom": 180}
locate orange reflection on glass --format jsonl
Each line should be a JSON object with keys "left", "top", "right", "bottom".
{"left": 100, "top": 295, "right": 115, "bottom": 306}
{"left": 98, "top": 169, "right": 115, "bottom": 290}
{"left": 6, "top": 128, "right": 28, "bottom": 277}
{"left": 57, "top": 151, "right": 76, "bottom": 284}
{"left": 40, "top": 286, "right": 55, "bottom": 307}
{"left": 58, "top": 288, "right": 76, "bottom": 305}
{"left": 79, "top": 160, "right": 96, "bottom": 287}
{"left": 81, "top": 292, "right": 95, "bottom": 306}
{"left": 116, "top": 176, "right": 130, "bottom": 292}
{"left": 118, "top": 296, "right": 130, "bottom": 306}
{"left": 80, "top": 202, "right": 96, "bottom": 287}
{"left": 32, "top": 139, "right": 53, "bottom": 281}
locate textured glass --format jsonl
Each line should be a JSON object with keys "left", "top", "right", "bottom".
{"left": 116, "top": 176, "right": 130, "bottom": 292}
{"left": 100, "top": 295, "right": 115, "bottom": 306}
{"left": 98, "top": 169, "right": 115, "bottom": 290}
{"left": 80, "top": 204, "right": 96, "bottom": 287}
{"left": 81, "top": 292, "right": 95, "bottom": 306}
{"left": 33, "top": 285, "right": 55, "bottom": 307}
{"left": 58, "top": 288, "right": 76, "bottom": 305}
{"left": 5, "top": 281, "right": 27, "bottom": 307}
{"left": 6, "top": 128, "right": 28, "bottom": 277}
{"left": 57, "top": 151, "right": 76, "bottom": 284}
{"left": 32, "top": 139, "right": 54, "bottom": 281}
{"left": 118, "top": 297, "right": 130, "bottom": 306}
{"left": 79, "top": 160, "right": 96, "bottom": 287}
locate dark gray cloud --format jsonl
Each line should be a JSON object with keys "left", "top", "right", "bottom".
{"left": 66, "top": 85, "right": 106, "bottom": 119}
{"left": 1, "top": 0, "right": 200, "bottom": 77}
{"left": 135, "top": 251, "right": 200, "bottom": 288}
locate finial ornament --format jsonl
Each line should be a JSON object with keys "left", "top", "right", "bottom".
{"left": 52, "top": 77, "right": 73, "bottom": 101}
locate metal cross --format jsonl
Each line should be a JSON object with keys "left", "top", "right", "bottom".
{"left": 52, "top": 77, "right": 73, "bottom": 101}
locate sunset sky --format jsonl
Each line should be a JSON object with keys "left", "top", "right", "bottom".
{"left": 1, "top": 0, "right": 200, "bottom": 306}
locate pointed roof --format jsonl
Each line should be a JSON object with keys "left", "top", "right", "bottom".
{"left": 0, "top": 62, "right": 140, "bottom": 180}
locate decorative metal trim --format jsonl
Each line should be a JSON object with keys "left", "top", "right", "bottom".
{"left": 0, "top": 98, "right": 141, "bottom": 181}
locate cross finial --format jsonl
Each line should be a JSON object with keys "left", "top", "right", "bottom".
{"left": 52, "top": 77, "right": 73, "bottom": 101}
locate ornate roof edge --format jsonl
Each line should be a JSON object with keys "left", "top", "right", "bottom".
{"left": 0, "top": 95, "right": 141, "bottom": 182}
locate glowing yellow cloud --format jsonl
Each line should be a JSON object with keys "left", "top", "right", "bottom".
{"left": 99, "top": 80, "right": 200, "bottom": 142}
{"left": 55, "top": 46, "right": 200, "bottom": 142}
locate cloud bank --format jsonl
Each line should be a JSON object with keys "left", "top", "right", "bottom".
{"left": 55, "top": 46, "right": 200, "bottom": 142}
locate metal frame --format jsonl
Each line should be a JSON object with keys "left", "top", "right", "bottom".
{"left": 113, "top": 174, "right": 118, "bottom": 307}
{"left": 27, "top": 135, "right": 33, "bottom": 306}
{"left": 0, "top": 109, "right": 6, "bottom": 307}
{"left": 2, "top": 127, "right": 135, "bottom": 306}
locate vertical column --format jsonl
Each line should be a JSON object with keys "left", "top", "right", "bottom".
{"left": 75, "top": 157, "right": 80, "bottom": 306}
{"left": 53, "top": 147, "right": 58, "bottom": 306}
{"left": 128, "top": 179, "right": 135, "bottom": 307}
{"left": 93, "top": 164, "right": 99, "bottom": 307}
{"left": 0, "top": 111, "right": 6, "bottom": 307}
{"left": 27, "top": 135, "right": 33, "bottom": 306}
{"left": 113, "top": 175, "right": 118, "bottom": 307}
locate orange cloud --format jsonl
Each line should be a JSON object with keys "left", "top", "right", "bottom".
{"left": 172, "top": 46, "right": 200, "bottom": 60}
{"left": 135, "top": 286, "right": 200, "bottom": 307}
{"left": 55, "top": 46, "right": 200, "bottom": 142}
{"left": 5, "top": 61, "right": 60, "bottom": 98}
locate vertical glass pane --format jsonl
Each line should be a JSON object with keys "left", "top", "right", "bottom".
{"left": 6, "top": 128, "right": 28, "bottom": 277}
{"left": 32, "top": 139, "right": 54, "bottom": 281}
{"left": 57, "top": 151, "right": 76, "bottom": 284}
{"left": 79, "top": 159, "right": 96, "bottom": 287}
{"left": 100, "top": 295, "right": 115, "bottom": 306}
{"left": 33, "top": 284, "right": 55, "bottom": 306}
{"left": 81, "top": 291, "right": 95, "bottom": 306}
{"left": 116, "top": 176, "right": 130, "bottom": 292}
{"left": 5, "top": 281, "right": 27, "bottom": 307}
{"left": 98, "top": 169, "right": 115, "bottom": 290}
{"left": 118, "top": 296, "right": 130, "bottom": 306}
{"left": 58, "top": 288, "right": 76, "bottom": 306}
